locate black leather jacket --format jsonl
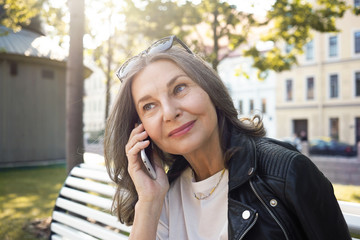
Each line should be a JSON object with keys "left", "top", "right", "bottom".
{"left": 227, "top": 130, "right": 351, "bottom": 240}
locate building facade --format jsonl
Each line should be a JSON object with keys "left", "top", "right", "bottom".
{"left": 275, "top": 4, "right": 360, "bottom": 145}
{"left": 0, "top": 26, "right": 67, "bottom": 167}
{"left": 82, "top": 60, "right": 121, "bottom": 143}
{"left": 218, "top": 56, "right": 277, "bottom": 138}
{"left": 83, "top": 60, "right": 106, "bottom": 138}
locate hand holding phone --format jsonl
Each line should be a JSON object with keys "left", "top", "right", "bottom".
{"left": 140, "top": 148, "right": 157, "bottom": 180}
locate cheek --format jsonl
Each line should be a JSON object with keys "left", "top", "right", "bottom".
{"left": 143, "top": 119, "right": 161, "bottom": 142}
{"left": 188, "top": 92, "right": 215, "bottom": 115}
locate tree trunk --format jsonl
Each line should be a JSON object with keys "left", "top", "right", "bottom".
{"left": 212, "top": 8, "right": 219, "bottom": 72}
{"left": 105, "top": 34, "right": 112, "bottom": 121}
{"left": 66, "top": 0, "right": 85, "bottom": 173}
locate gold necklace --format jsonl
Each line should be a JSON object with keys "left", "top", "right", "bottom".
{"left": 193, "top": 168, "right": 226, "bottom": 200}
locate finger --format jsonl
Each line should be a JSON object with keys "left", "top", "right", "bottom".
{"left": 126, "top": 139, "right": 150, "bottom": 161}
{"left": 128, "top": 122, "right": 144, "bottom": 140}
{"left": 126, "top": 140, "right": 151, "bottom": 178}
{"left": 126, "top": 129, "right": 149, "bottom": 153}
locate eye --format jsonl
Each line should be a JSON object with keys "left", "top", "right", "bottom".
{"left": 143, "top": 103, "right": 155, "bottom": 111}
{"left": 174, "top": 84, "right": 186, "bottom": 94}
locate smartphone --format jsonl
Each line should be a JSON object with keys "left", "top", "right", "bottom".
{"left": 140, "top": 146, "right": 157, "bottom": 180}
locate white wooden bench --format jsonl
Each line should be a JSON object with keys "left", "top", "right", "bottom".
{"left": 50, "top": 163, "right": 360, "bottom": 239}
{"left": 339, "top": 200, "right": 360, "bottom": 240}
{"left": 50, "top": 163, "right": 131, "bottom": 240}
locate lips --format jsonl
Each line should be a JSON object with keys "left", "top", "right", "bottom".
{"left": 168, "top": 120, "right": 196, "bottom": 137}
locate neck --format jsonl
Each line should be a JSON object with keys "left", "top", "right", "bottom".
{"left": 184, "top": 137, "right": 224, "bottom": 181}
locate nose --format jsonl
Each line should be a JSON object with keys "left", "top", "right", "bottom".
{"left": 162, "top": 98, "right": 181, "bottom": 122}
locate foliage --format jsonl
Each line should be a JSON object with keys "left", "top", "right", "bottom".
{"left": 41, "top": 0, "right": 68, "bottom": 43}
{"left": 0, "top": 0, "right": 67, "bottom": 40}
{"left": 84, "top": 0, "right": 134, "bottom": 119}
{"left": 0, "top": 0, "right": 42, "bottom": 32}
{"left": 122, "top": 0, "right": 355, "bottom": 75}
{"left": 244, "top": 0, "right": 349, "bottom": 77}
{"left": 122, "top": 0, "right": 253, "bottom": 71}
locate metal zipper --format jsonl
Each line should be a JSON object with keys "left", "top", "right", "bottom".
{"left": 239, "top": 212, "right": 258, "bottom": 240}
{"left": 249, "top": 181, "right": 290, "bottom": 240}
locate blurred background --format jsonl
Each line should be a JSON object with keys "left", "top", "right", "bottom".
{"left": 0, "top": 0, "right": 360, "bottom": 239}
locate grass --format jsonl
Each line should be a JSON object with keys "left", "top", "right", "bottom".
{"left": 0, "top": 165, "right": 359, "bottom": 239}
{"left": 0, "top": 165, "right": 67, "bottom": 240}
{"left": 333, "top": 184, "right": 360, "bottom": 203}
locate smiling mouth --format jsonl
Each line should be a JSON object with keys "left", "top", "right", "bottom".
{"left": 168, "top": 120, "right": 196, "bottom": 137}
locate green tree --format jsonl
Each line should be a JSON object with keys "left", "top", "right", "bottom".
{"left": 0, "top": 0, "right": 42, "bottom": 33}
{"left": 84, "top": 0, "right": 134, "bottom": 120}
{"left": 244, "top": 0, "right": 349, "bottom": 78}
{"left": 0, "top": 0, "right": 67, "bottom": 37}
{"left": 122, "top": 0, "right": 353, "bottom": 75}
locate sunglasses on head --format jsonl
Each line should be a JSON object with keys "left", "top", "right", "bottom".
{"left": 115, "top": 35, "right": 194, "bottom": 82}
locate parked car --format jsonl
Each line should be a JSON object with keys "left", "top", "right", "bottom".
{"left": 281, "top": 136, "right": 302, "bottom": 152}
{"left": 309, "top": 137, "right": 357, "bottom": 157}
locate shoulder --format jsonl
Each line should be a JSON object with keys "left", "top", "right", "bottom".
{"left": 254, "top": 137, "right": 305, "bottom": 179}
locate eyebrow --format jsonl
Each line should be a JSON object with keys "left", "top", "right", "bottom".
{"left": 166, "top": 74, "right": 188, "bottom": 88}
{"left": 137, "top": 74, "right": 188, "bottom": 105}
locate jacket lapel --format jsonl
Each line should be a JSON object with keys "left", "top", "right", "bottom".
{"left": 227, "top": 128, "right": 257, "bottom": 191}
{"left": 227, "top": 127, "right": 258, "bottom": 239}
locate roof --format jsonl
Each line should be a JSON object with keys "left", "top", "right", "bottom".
{"left": 0, "top": 26, "right": 67, "bottom": 62}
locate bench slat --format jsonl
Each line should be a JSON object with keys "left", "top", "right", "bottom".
{"left": 80, "top": 163, "right": 107, "bottom": 172}
{"left": 65, "top": 176, "right": 115, "bottom": 197}
{"left": 343, "top": 213, "right": 360, "bottom": 235}
{"left": 339, "top": 201, "right": 360, "bottom": 215}
{"left": 56, "top": 197, "right": 131, "bottom": 232}
{"left": 60, "top": 187, "right": 112, "bottom": 209}
{"left": 71, "top": 167, "right": 113, "bottom": 183}
{"left": 51, "top": 222, "right": 98, "bottom": 240}
{"left": 52, "top": 211, "right": 128, "bottom": 240}
{"left": 50, "top": 234, "right": 62, "bottom": 240}
{"left": 51, "top": 164, "right": 131, "bottom": 239}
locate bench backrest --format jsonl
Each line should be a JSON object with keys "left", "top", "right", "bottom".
{"left": 50, "top": 163, "right": 131, "bottom": 240}
{"left": 338, "top": 200, "right": 360, "bottom": 239}
{"left": 50, "top": 163, "right": 360, "bottom": 240}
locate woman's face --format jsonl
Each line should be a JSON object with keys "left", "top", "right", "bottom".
{"left": 131, "top": 59, "right": 219, "bottom": 155}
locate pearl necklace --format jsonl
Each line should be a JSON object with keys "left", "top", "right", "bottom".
{"left": 193, "top": 168, "right": 226, "bottom": 200}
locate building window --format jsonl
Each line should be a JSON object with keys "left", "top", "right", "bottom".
{"left": 356, "top": 72, "right": 360, "bottom": 97}
{"left": 355, "top": 31, "right": 360, "bottom": 54}
{"left": 306, "top": 77, "right": 314, "bottom": 100}
{"left": 42, "top": 69, "right": 55, "bottom": 79}
{"left": 329, "top": 118, "right": 339, "bottom": 140}
{"left": 355, "top": 0, "right": 360, "bottom": 7}
{"left": 285, "top": 44, "right": 293, "bottom": 54}
{"left": 238, "top": 100, "right": 243, "bottom": 115}
{"left": 329, "top": 36, "right": 338, "bottom": 57}
{"left": 249, "top": 99, "right": 254, "bottom": 113}
{"left": 329, "top": 74, "right": 339, "bottom": 98}
{"left": 261, "top": 99, "right": 267, "bottom": 114}
{"left": 305, "top": 40, "right": 314, "bottom": 60}
{"left": 9, "top": 62, "right": 18, "bottom": 76}
{"left": 286, "top": 79, "right": 293, "bottom": 101}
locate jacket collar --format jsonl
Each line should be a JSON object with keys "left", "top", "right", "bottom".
{"left": 227, "top": 126, "right": 257, "bottom": 191}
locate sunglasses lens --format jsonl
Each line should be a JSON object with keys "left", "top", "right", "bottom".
{"left": 116, "top": 36, "right": 193, "bottom": 81}
{"left": 147, "top": 38, "right": 173, "bottom": 55}
{"left": 117, "top": 56, "right": 138, "bottom": 81}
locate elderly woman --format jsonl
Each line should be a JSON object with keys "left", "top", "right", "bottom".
{"left": 104, "top": 36, "right": 350, "bottom": 240}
